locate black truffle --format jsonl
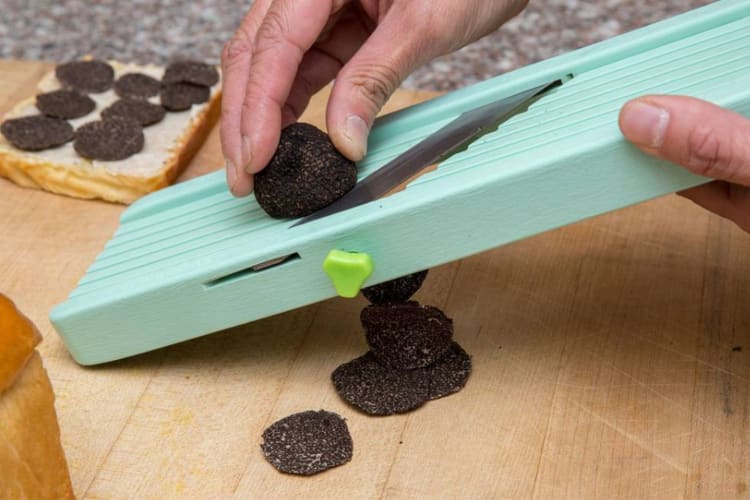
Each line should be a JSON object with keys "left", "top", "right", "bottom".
{"left": 261, "top": 410, "right": 353, "bottom": 475}
{"left": 114, "top": 72, "right": 162, "bottom": 99}
{"left": 254, "top": 123, "right": 358, "bottom": 219}
{"left": 36, "top": 89, "right": 96, "bottom": 119}
{"left": 74, "top": 117, "right": 144, "bottom": 161}
{"left": 163, "top": 60, "right": 220, "bottom": 87}
{"left": 1, "top": 115, "right": 74, "bottom": 151}
{"left": 361, "top": 302, "right": 453, "bottom": 370}
{"left": 362, "top": 270, "right": 429, "bottom": 304}
{"left": 332, "top": 351, "right": 429, "bottom": 416}
{"left": 55, "top": 60, "right": 114, "bottom": 93}
{"left": 102, "top": 98, "right": 166, "bottom": 127}
{"left": 160, "top": 82, "right": 210, "bottom": 111}
{"left": 418, "top": 342, "right": 472, "bottom": 400}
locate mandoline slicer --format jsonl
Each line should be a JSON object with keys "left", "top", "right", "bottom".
{"left": 51, "top": 0, "right": 750, "bottom": 365}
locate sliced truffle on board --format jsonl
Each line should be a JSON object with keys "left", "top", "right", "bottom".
{"left": 74, "top": 117, "right": 144, "bottom": 161}
{"left": 55, "top": 60, "right": 115, "bottom": 93}
{"left": 261, "top": 410, "right": 353, "bottom": 475}
{"left": 114, "top": 72, "right": 162, "bottom": 99}
{"left": 362, "top": 270, "right": 429, "bottom": 304}
{"left": 162, "top": 60, "right": 220, "bottom": 87}
{"left": 332, "top": 352, "right": 429, "bottom": 416}
{"left": 160, "top": 82, "right": 210, "bottom": 111}
{"left": 36, "top": 89, "right": 96, "bottom": 120}
{"left": 417, "top": 342, "right": 472, "bottom": 400}
{"left": 254, "top": 123, "right": 358, "bottom": 219}
{"left": 102, "top": 98, "right": 166, "bottom": 127}
{"left": 1, "top": 115, "right": 74, "bottom": 151}
{"left": 361, "top": 302, "right": 453, "bottom": 370}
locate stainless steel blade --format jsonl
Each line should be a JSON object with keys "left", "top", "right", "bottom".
{"left": 292, "top": 79, "right": 561, "bottom": 227}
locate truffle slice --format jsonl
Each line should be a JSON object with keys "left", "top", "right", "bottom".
{"left": 361, "top": 302, "right": 453, "bottom": 370}
{"left": 261, "top": 410, "right": 353, "bottom": 475}
{"left": 36, "top": 89, "right": 96, "bottom": 119}
{"left": 55, "top": 60, "right": 114, "bottom": 93}
{"left": 74, "top": 117, "right": 144, "bottom": 161}
{"left": 418, "top": 342, "right": 472, "bottom": 400}
{"left": 332, "top": 352, "right": 429, "bottom": 416}
{"left": 160, "top": 82, "right": 210, "bottom": 111}
{"left": 114, "top": 72, "right": 162, "bottom": 99}
{"left": 102, "top": 98, "right": 166, "bottom": 127}
{"left": 362, "top": 270, "right": 429, "bottom": 304}
{"left": 254, "top": 123, "right": 358, "bottom": 219}
{"left": 1, "top": 115, "right": 74, "bottom": 151}
{"left": 163, "top": 60, "right": 220, "bottom": 87}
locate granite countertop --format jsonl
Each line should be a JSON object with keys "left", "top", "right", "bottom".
{"left": 0, "top": 0, "right": 716, "bottom": 91}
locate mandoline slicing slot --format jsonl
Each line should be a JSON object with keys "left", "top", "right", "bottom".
{"left": 203, "top": 253, "right": 301, "bottom": 288}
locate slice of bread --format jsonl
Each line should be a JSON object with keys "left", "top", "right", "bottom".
{"left": 0, "top": 60, "right": 221, "bottom": 204}
{"left": 0, "top": 294, "right": 75, "bottom": 499}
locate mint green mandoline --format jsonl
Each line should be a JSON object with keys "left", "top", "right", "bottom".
{"left": 50, "top": 0, "right": 750, "bottom": 365}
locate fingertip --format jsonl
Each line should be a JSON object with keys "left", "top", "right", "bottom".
{"left": 330, "top": 114, "right": 369, "bottom": 162}
{"left": 619, "top": 99, "right": 670, "bottom": 149}
{"left": 226, "top": 159, "right": 254, "bottom": 197}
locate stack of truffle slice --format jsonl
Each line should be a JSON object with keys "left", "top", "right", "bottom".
{"left": 332, "top": 270, "right": 472, "bottom": 416}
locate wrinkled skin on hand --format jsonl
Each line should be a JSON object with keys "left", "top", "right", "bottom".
{"left": 220, "top": 0, "right": 528, "bottom": 196}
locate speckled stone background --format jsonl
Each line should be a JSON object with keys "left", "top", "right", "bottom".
{"left": 0, "top": 0, "right": 716, "bottom": 91}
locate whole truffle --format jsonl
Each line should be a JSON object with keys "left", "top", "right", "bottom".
{"left": 254, "top": 123, "right": 358, "bottom": 219}
{"left": 362, "top": 270, "right": 429, "bottom": 304}
{"left": 361, "top": 302, "right": 453, "bottom": 370}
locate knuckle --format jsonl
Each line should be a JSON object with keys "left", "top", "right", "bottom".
{"left": 256, "top": 8, "right": 289, "bottom": 48}
{"left": 221, "top": 32, "right": 252, "bottom": 68}
{"left": 347, "top": 64, "right": 400, "bottom": 110}
{"left": 687, "top": 125, "right": 728, "bottom": 178}
{"left": 254, "top": 8, "right": 306, "bottom": 64}
{"left": 258, "top": 7, "right": 284, "bottom": 38}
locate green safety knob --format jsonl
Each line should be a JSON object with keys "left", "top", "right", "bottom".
{"left": 322, "top": 249, "right": 374, "bottom": 298}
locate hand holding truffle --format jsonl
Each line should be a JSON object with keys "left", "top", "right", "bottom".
{"left": 619, "top": 96, "right": 750, "bottom": 233}
{"left": 220, "top": 0, "right": 529, "bottom": 196}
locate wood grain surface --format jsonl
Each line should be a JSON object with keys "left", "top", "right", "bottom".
{"left": 1, "top": 59, "right": 749, "bottom": 499}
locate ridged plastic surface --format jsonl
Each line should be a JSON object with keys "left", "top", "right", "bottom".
{"left": 51, "top": 0, "right": 750, "bottom": 364}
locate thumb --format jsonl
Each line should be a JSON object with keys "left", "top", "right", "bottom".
{"left": 619, "top": 95, "right": 750, "bottom": 186}
{"left": 326, "top": 14, "right": 432, "bottom": 162}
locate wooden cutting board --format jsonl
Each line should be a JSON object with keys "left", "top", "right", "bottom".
{"left": 1, "top": 59, "right": 749, "bottom": 499}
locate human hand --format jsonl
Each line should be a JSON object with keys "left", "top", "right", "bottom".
{"left": 220, "top": 0, "right": 529, "bottom": 196}
{"left": 619, "top": 96, "right": 750, "bottom": 233}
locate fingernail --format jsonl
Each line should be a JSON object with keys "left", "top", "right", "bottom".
{"left": 621, "top": 101, "right": 670, "bottom": 148}
{"left": 342, "top": 114, "right": 369, "bottom": 160}
{"left": 226, "top": 159, "right": 238, "bottom": 192}
{"left": 242, "top": 135, "right": 253, "bottom": 174}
